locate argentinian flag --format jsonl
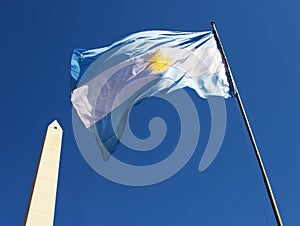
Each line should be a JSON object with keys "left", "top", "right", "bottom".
{"left": 71, "top": 30, "right": 233, "bottom": 158}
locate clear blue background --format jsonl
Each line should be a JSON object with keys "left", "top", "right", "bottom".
{"left": 1, "top": 0, "right": 299, "bottom": 225}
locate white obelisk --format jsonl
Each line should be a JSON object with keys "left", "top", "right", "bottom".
{"left": 23, "top": 120, "right": 63, "bottom": 226}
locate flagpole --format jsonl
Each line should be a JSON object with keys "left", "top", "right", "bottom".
{"left": 211, "top": 21, "right": 283, "bottom": 226}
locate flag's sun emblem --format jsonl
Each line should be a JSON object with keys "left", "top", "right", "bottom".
{"left": 147, "top": 50, "right": 172, "bottom": 74}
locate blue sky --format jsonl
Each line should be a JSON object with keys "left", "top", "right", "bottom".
{"left": 1, "top": 0, "right": 300, "bottom": 225}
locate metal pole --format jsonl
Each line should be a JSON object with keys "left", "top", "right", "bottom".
{"left": 211, "top": 21, "right": 283, "bottom": 226}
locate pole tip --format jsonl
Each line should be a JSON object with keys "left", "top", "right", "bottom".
{"left": 211, "top": 21, "right": 215, "bottom": 26}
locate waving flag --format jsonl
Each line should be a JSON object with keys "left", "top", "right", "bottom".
{"left": 71, "top": 30, "right": 233, "bottom": 158}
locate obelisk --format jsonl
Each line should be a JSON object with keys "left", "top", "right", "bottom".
{"left": 23, "top": 120, "right": 63, "bottom": 226}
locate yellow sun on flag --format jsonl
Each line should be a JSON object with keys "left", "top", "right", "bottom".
{"left": 147, "top": 50, "right": 172, "bottom": 74}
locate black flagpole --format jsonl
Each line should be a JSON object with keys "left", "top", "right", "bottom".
{"left": 211, "top": 21, "right": 283, "bottom": 226}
